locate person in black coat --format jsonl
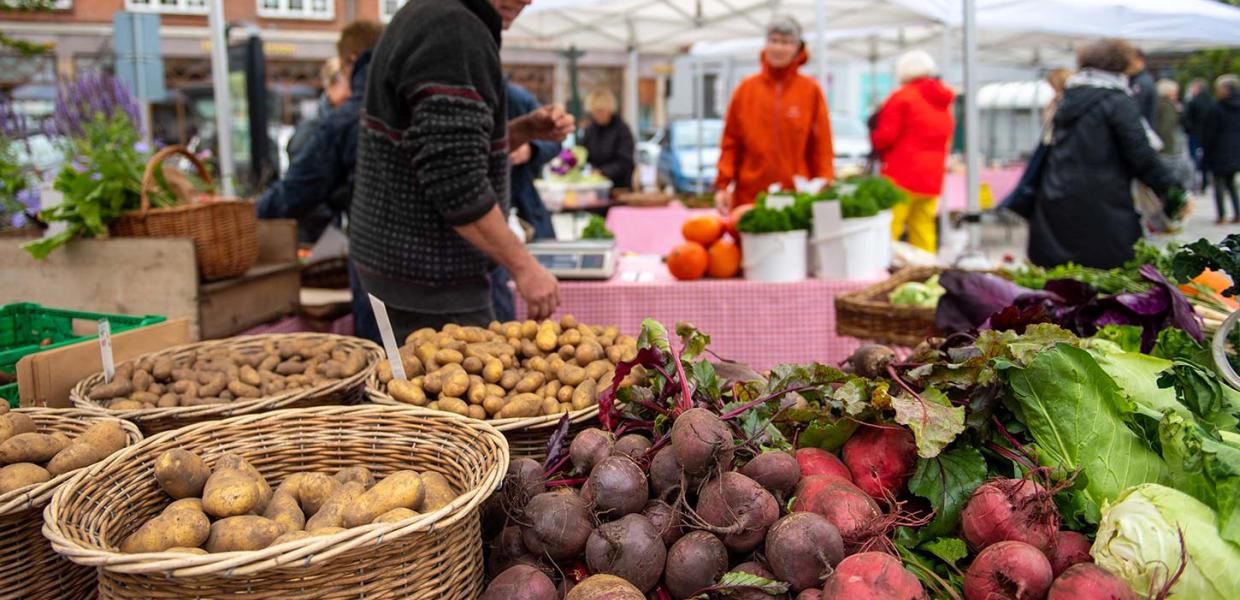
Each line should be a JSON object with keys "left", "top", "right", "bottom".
{"left": 580, "top": 90, "right": 635, "bottom": 190}
{"left": 1201, "top": 74, "right": 1240, "bottom": 224}
{"left": 1126, "top": 48, "right": 1158, "bottom": 125}
{"left": 1183, "top": 78, "right": 1214, "bottom": 193}
{"left": 1029, "top": 39, "right": 1180, "bottom": 270}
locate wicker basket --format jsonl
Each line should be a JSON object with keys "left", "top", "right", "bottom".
{"left": 43, "top": 405, "right": 507, "bottom": 600}
{"left": 0, "top": 409, "right": 142, "bottom": 600}
{"left": 365, "top": 375, "right": 599, "bottom": 461}
{"left": 835, "top": 266, "right": 943, "bottom": 348}
{"left": 111, "top": 145, "right": 258, "bottom": 282}
{"left": 69, "top": 334, "right": 381, "bottom": 435}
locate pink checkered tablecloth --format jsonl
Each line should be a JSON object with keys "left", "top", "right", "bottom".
{"left": 606, "top": 204, "right": 719, "bottom": 257}
{"left": 942, "top": 166, "right": 1025, "bottom": 212}
{"left": 516, "top": 256, "right": 877, "bottom": 371}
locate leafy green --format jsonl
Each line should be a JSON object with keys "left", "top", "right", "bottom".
{"left": 1003, "top": 345, "right": 1172, "bottom": 523}
{"left": 908, "top": 446, "right": 988, "bottom": 538}
{"left": 735, "top": 204, "right": 796, "bottom": 233}
{"left": 691, "top": 570, "right": 789, "bottom": 598}
{"left": 1158, "top": 414, "right": 1240, "bottom": 543}
{"left": 1171, "top": 235, "right": 1240, "bottom": 296}
{"left": 675, "top": 322, "right": 711, "bottom": 360}
{"left": 893, "top": 387, "right": 966, "bottom": 459}
{"left": 637, "top": 318, "right": 670, "bottom": 353}
{"left": 1093, "top": 325, "right": 1145, "bottom": 353}
{"left": 921, "top": 537, "right": 969, "bottom": 568}
{"left": 580, "top": 214, "right": 614, "bottom": 239}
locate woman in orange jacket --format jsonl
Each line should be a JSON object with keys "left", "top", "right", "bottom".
{"left": 714, "top": 16, "right": 834, "bottom": 212}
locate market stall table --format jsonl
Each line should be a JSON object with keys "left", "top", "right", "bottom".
{"left": 606, "top": 204, "right": 718, "bottom": 256}
{"left": 515, "top": 255, "right": 878, "bottom": 370}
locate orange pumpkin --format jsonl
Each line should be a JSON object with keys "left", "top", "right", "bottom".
{"left": 725, "top": 204, "right": 755, "bottom": 240}
{"left": 682, "top": 215, "right": 725, "bottom": 246}
{"left": 707, "top": 239, "right": 741, "bottom": 278}
{"left": 667, "top": 242, "right": 710, "bottom": 280}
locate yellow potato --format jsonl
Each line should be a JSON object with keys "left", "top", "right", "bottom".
{"left": 332, "top": 466, "right": 375, "bottom": 489}
{"left": 467, "top": 382, "right": 487, "bottom": 405}
{"left": 422, "top": 370, "right": 444, "bottom": 395}
{"left": 497, "top": 394, "right": 543, "bottom": 418}
{"left": 215, "top": 454, "right": 272, "bottom": 511}
{"left": 0, "top": 432, "right": 69, "bottom": 464}
{"left": 46, "top": 419, "right": 128, "bottom": 475}
{"left": 514, "top": 372, "right": 546, "bottom": 394}
{"left": 120, "top": 508, "right": 210, "bottom": 553}
{"left": 0, "top": 462, "right": 51, "bottom": 494}
{"left": 201, "top": 469, "right": 262, "bottom": 519}
{"left": 262, "top": 491, "right": 306, "bottom": 534}
{"left": 467, "top": 404, "right": 487, "bottom": 420}
{"left": 297, "top": 472, "right": 341, "bottom": 516}
{"left": 154, "top": 449, "right": 211, "bottom": 499}
{"left": 557, "top": 384, "right": 575, "bottom": 403}
{"left": 558, "top": 364, "right": 587, "bottom": 386}
{"left": 372, "top": 507, "right": 418, "bottom": 524}
{"left": 435, "top": 349, "right": 464, "bottom": 365}
{"left": 482, "top": 396, "right": 506, "bottom": 416}
{"left": 541, "top": 397, "right": 560, "bottom": 416}
{"left": 163, "top": 498, "right": 204, "bottom": 514}
{"left": 437, "top": 397, "right": 469, "bottom": 416}
{"left": 166, "top": 546, "right": 208, "bottom": 555}
{"left": 462, "top": 356, "right": 483, "bottom": 375}
{"left": 442, "top": 371, "right": 470, "bottom": 398}
{"left": 0, "top": 413, "right": 36, "bottom": 444}
{"left": 205, "top": 515, "right": 283, "bottom": 553}
{"left": 499, "top": 370, "right": 521, "bottom": 391}
{"left": 558, "top": 345, "right": 577, "bottom": 361}
{"left": 341, "top": 471, "right": 424, "bottom": 528}
{"left": 520, "top": 320, "right": 539, "bottom": 339}
{"left": 482, "top": 359, "right": 503, "bottom": 384}
{"left": 304, "top": 482, "right": 364, "bottom": 531}
{"left": 572, "top": 379, "right": 597, "bottom": 411}
{"left": 388, "top": 379, "right": 428, "bottom": 406}
{"left": 575, "top": 341, "right": 604, "bottom": 366}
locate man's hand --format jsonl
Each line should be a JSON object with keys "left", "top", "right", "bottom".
{"left": 714, "top": 188, "right": 734, "bottom": 214}
{"left": 512, "top": 260, "right": 560, "bottom": 320}
{"left": 510, "top": 143, "right": 532, "bottom": 166}
{"left": 510, "top": 104, "right": 575, "bottom": 148}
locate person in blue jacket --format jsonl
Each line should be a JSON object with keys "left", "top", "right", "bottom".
{"left": 491, "top": 79, "right": 561, "bottom": 322}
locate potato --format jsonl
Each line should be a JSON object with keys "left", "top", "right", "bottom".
{"left": 407, "top": 327, "right": 437, "bottom": 345}
{"left": 435, "top": 349, "right": 464, "bottom": 365}
{"left": 201, "top": 469, "right": 262, "bottom": 518}
{"left": 0, "top": 462, "right": 51, "bottom": 494}
{"left": 341, "top": 471, "right": 425, "bottom": 527}
{"left": 154, "top": 449, "right": 211, "bottom": 500}
{"left": 572, "top": 379, "right": 597, "bottom": 410}
{"left": 436, "top": 397, "right": 469, "bottom": 416}
{"left": 89, "top": 378, "right": 132, "bottom": 401}
{"left": 46, "top": 420, "right": 128, "bottom": 475}
{"left": 271, "top": 530, "right": 313, "bottom": 545}
{"left": 297, "top": 472, "right": 341, "bottom": 515}
{"left": 499, "top": 370, "right": 521, "bottom": 391}
{"left": 120, "top": 508, "right": 210, "bottom": 553}
{"left": 467, "top": 405, "right": 487, "bottom": 420}
{"left": 584, "top": 360, "right": 612, "bottom": 382}
{"left": 482, "top": 359, "right": 504, "bottom": 384}
{"left": 465, "top": 382, "right": 486, "bottom": 405}
{"left": 205, "top": 515, "right": 283, "bottom": 553}
{"left": 387, "top": 379, "right": 427, "bottom": 406}
{"left": 0, "top": 413, "right": 35, "bottom": 444}
{"left": 422, "top": 371, "right": 444, "bottom": 395}
{"left": 158, "top": 393, "right": 179, "bottom": 408}
{"left": 482, "top": 396, "right": 506, "bottom": 416}
{"left": 557, "top": 384, "right": 575, "bottom": 404}
{"left": 332, "top": 466, "right": 375, "bottom": 489}
{"left": 262, "top": 491, "right": 306, "bottom": 534}
{"left": 164, "top": 498, "right": 204, "bottom": 514}
{"left": 514, "top": 372, "right": 545, "bottom": 394}
{"left": 198, "top": 374, "right": 226, "bottom": 397}
{"left": 0, "top": 432, "right": 69, "bottom": 464}
{"left": 461, "top": 356, "right": 483, "bottom": 375}
{"left": 558, "top": 345, "right": 576, "bottom": 360}
{"left": 258, "top": 354, "right": 280, "bottom": 372}
{"left": 166, "top": 546, "right": 208, "bottom": 555}
{"left": 373, "top": 507, "right": 418, "bottom": 524}
{"left": 520, "top": 339, "right": 542, "bottom": 359}
{"left": 227, "top": 380, "right": 262, "bottom": 399}
{"left": 541, "top": 397, "right": 560, "bottom": 416}
{"left": 497, "top": 393, "right": 543, "bottom": 418}
{"left": 575, "top": 341, "right": 604, "bottom": 366}
{"left": 545, "top": 380, "right": 562, "bottom": 399}
{"left": 152, "top": 357, "right": 174, "bottom": 381}
{"left": 520, "top": 320, "right": 539, "bottom": 339}
{"left": 130, "top": 391, "right": 160, "bottom": 405}
{"left": 304, "top": 482, "right": 364, "bottom": 531}
{"left": 442, "top": 371, "right": 470, "bottom": 398}
{"left": 414, "top": 343, "right": 438, "bottom": 367}
{"left": 419, "top": 471, "right": 456, "bottom": 512}
{"left": 131, "top": 369, "right": 153, "bottom": 394}
{"left": 216, "top": 454, "right": 271, "bottom": 508}
{"left": 275, "top": 359, "right": 306, "bottom": 376}
{"left": 558, "top": 364, "right": 587, "bottom": 386}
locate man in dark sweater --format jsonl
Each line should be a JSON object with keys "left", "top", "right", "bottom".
{"left": 350, "top": 0, "right": 572, "bottom": 336}
{"left": 1126, "top": 49, "right": 1157, "bottom": 125}
{"left": 1183, "top": 78, "right": 1214, "bottom": 193}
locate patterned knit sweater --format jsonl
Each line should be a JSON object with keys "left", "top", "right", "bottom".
{"left": 350, "top": 0, "right": 509, "bottom": 310}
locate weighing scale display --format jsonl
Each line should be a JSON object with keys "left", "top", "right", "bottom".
{"left": 537, "top": 254, "right": 580, "bottom": 270}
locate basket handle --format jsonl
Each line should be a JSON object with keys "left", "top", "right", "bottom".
{"left": 140, "top": 145, "right": 215, "bottom": 214}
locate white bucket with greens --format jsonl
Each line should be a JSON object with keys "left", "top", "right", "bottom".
{"left": 741, "top": 230, "right": 808, "bottom": 282}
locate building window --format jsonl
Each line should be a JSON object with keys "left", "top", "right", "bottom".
{"left": 1, "top": 0, "right": 71, "bottom": 8}
{"left": 379, "top": 0, "right": 408, "bottom": 22}
{"left": 257, "top": 0, "right": 334, "bottom": 20}
{"left": 123, "top": 0, "right": 208, "bottom": 14}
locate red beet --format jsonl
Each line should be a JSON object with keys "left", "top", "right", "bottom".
{"left": 643, "top": 500, "right": 684, "bottom": 547}
{"left": 765, "top": 512, "right": 844, "bottom": 592}
{"left": 612, "top": 434, "right": 653, "bottom": 459}
{"left": 791, "top": 475, "right": 881, "bottom": 547}
{"left": 483, "top": 564, "right": 557, "bottom": 600}
{"left": 821, "top": 552, "right": 927, "bottom": 599}
{"left": 796, "top": 591, "right": 822, "bottom": 600}
{"left": 670, "top": 408, "right": 734, "bottom": 475}
{"left": 731, "top": 562, "right": 789, "bottom": 600}
{"left": 521, "top": 491, "right": 593, "bottom": 561}
{"left": 695, "top": 472, "right": 779, "bottom": 554}
{"left": 650, "top": 445, "right": 686, "bottom": 498}
{"left": 964, "top": 541, "right": 1054, "bottom": 600}
{"left": 841, "top": 426, "right": 917, "bottom": 499}
{"left": 582, "top": 455, "right": 649, "bottom": 518}
{"left": 961, "top": 479, "right": 1059, "bottom": 553}
{"left": 571, "top": 428, "right": 615, "bottom": 474}
{"left": 1047, "top": 564, "right": 1140, "bottom": 600}
{"left": 739, "top": 450, "right": 801, "bottom": 496}
{"left": 585, "top": 514, "right": 667, "bottom": 592}
{"left": 487, "top": 525, "right": 535, "bottom": 577}
{"left": 795, "top": 448, "right": 853, "bottom": 482}
{"left": 664, "top": 531, "right": 728, "bottom": 599}
{"left": 1047, "top": 531, "right": 1094, "bottom": 577}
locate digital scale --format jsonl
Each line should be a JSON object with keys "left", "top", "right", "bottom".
{"left": 527, "top": 240, "right": 618, "bottom": 280}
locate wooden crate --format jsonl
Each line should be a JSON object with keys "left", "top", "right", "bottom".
{"left": 0, "top": 220, "right": 299, "bottom": 340}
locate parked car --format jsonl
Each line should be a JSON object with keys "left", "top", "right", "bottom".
{"left": 656, "top": 118, "right": 722, "bottom": 194}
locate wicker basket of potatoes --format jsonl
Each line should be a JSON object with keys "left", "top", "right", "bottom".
{"left": 366, "top": 317, "right": 639, "bottom": 460}
{"left": 0, "top": 407, "right": 142, "bottom": 600}
{"left": 70, "top": 333, "right": 381, "bottom": 435}
{"left": 42, "top": 405, "right": 507, "bottom": 600}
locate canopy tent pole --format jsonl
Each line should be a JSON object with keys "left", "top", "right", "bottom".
{"left": 939, "top": 24, "right": 953, "bottom": 249}
{"left": 962, "top": 0, "right": 981, "bottom": 249}
{"left": 814, "top": 0, "right": 828, "bottom": 91}
{"left": 624, "top": 19, "right": 640, "bottom": 189}
{"left": 207, "top": 0, "right": 235, "bottom": 197}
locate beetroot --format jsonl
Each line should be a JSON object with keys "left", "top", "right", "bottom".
{"left": 796, "top": 591, "right": 822, "bottom": 600}
{"left": 1047, "top": 531, "right": 1093, "bottom": 577}
{"left": 765, "top": 512, "right": 844, "bottom": 592}
{"left": 670, "top": 407, "right": 734, "bottom": 475}
{"left": 964, "top": 540, "right": 1054, "bottom": 600}
{"left": 521, "top": 491, "right": 593, "bottom": 561}
{"left": 961, "top": 479, "right": 1059, "bottom": 553}
{"left": 795, "top": 448, "right": 853, "bottom": 482}
{"left": 582, "top": 455, "right": 649, "bottom": 518}
{"left": 731, "top": 562, "right": 789, "bottom": 600}
{"left": 642, "top": 500, "right": 684, "bottom": 546}
{"left": 483, "top": 564, "right": 557, "bottom": 600}
{"left": 612, "top": 434, "right": 652, "bottom": 459}
{"left": 841, "top": 426, "right": 917, "bottom": 499}
{"left": 664, "top": 531, "right": 728, "bottom": 599}
{"left": 487, "top": 525, "right": 535, "bottom": 577}
{"left": 585, "top": 513, "right": 668, "bottom": 592}
{"left": 1046, "top": 564, "right": 1139, "bottom": 600}
{"left": 650, "top": 445, "right": 685, "bottom": 498}
{"left": 791, "top": 475, "right": 881, "bottom": 547}
{"left": 507, "top": 458, "right": 548, "bottom": 498}
{"left": 695, "top": 472, "right": 779, "bottom": 554}
{"left": 483, "top": 458, "right": 547, "bottom": 536}
{"left": 821, "top": 552, "right": 927, "bottom": 599}
{"left": 849, "top": 344, "right": 896, "bottom": 379}
{"left": 571, "top": 428, "right": 615, "bottom": 474}
{"left": 739, "top": 451, "right": 801, "bottom": 496}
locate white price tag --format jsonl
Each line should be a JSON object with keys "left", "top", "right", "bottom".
{"left": 98, "top": 319, "right": 115, "bottom": 383}
{"left": 367, "top": 294, "right": 407, "bottom": 381}
{"left": 765, "top": 193, "right": 796, "bottom": 210}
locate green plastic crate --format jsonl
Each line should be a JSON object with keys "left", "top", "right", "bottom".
{"left": 0, "top": 303, "right": 165, "bottom": 407}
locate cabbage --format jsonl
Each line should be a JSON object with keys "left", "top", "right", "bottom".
{"left": 889, "top": 275, "right": 945, "bottom": 308}
{"left": 1091, "top": 483, "right": 1240, "bottom": 599}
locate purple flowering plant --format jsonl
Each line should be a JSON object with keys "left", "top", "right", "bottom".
{"left": 0, "top": 99, "right": 34, "bottom": 227}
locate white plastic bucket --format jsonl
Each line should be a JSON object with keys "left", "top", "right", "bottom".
{"left": 741, "top": 230, "right": 808, "bottom": 282}
{"left": 811, "top": 211, "right": 892, "bottom": 280}
{"left": 811, "top": 200, "right": 844, "bottom": 239}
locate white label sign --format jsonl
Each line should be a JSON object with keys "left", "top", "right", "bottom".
{"left": 765, "top": 193, "right": 797, "bottom": 210}
{"left": 98, "top": 319, "right": 115, "bottom": 383}
{"left": 367, "top": 294, "right": 407, "bottom": 381}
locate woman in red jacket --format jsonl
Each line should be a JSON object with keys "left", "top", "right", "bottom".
{"left": 871, "top": 50, "right": 955, "bottom": 253}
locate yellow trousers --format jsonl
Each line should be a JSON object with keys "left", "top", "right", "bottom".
{"left": 890, "top": 193, "right": 938, "bottom": 253}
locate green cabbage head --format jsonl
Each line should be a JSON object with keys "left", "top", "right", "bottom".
{"left": 1091, "top": 483, "right": 1240, "bottom": 599}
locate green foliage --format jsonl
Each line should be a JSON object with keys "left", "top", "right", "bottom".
{"left": 580, "top": 214, "right": 614, "bottom": 240}
{"left": 0, "top": 0, "right": 58, "bottom": 56}
{"left": 893, "top": 387, "right": 966, "bottom": 459}
{"left": 1171, "top": 235, "right": 1240, "bottom": 297}
{"left": 735, "top": 204, "right": 795, "bottom": 233}
{"left": 0, "top": 135, "right": 27, "bottom": 219}
{"left": 907, "top": 446, "right": 988, "bottom": 538}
